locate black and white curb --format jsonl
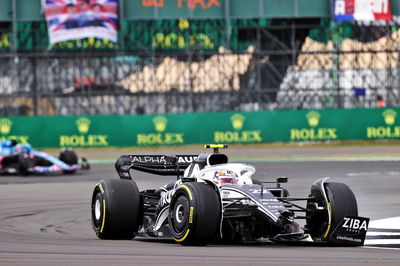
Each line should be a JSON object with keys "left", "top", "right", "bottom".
{"left": 365, "top": 217, "right": 400, "bottom": 249}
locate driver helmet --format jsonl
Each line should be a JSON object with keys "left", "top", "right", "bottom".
{"left": 213, "top": 170, "right": 238, "bottom": 185}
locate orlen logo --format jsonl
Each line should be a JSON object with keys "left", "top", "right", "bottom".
{"left": 342, "top": 217, "right": 368, "bottom": 232}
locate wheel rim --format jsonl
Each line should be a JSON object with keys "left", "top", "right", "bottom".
{"left": 95, "top": 199, "right": 102, "bottom": 220}
{"left": 306, "top": 199, "right": 329, "bottom": 239}
{"left": 92, "top": 192, "right": 103, "bottom": 230}
{"left": 171, "top": 195, "right": 190, "bottom": 234}
{"left": 175, "top": 204, "right": 185, "bottom": 224}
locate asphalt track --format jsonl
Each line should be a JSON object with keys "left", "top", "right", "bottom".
{"left": 0, "top": 145, "right": 399, "bottom": 265}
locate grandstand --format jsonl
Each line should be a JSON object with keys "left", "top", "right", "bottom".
{"left": 1, "top": 0, "right": 400, "bottom": 116}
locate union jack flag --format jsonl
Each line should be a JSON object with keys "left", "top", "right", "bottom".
{"left": 42, "top": 0, "right": 118, "bottom": 44}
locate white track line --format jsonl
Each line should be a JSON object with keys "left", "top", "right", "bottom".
{"left": 368, "top": 216, "right": 400, "bottom": 230}
{"left": 366, "top": 232, "right": 400, "bottom": 236}
{"left": 364, "top": 239, "right": 400, "bottom": 245}
{"left": 364, "top": 246, "right": 400, "bottom": 251}
{"left": 364, "top": 216, "right": 400, "bottom": 249}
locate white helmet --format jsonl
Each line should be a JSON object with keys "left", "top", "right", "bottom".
{"left": 213, "top": 170, "right": 238, "bottom": 185}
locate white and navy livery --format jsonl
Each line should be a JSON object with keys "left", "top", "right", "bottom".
{"left": 91, "top": 144, "right": 369, "bottom": 246}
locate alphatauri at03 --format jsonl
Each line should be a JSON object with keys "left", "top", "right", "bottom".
{"left": 91, "top": 145, "right": 369, "bottom": 246}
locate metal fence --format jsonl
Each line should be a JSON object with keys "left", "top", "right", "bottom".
{"left": 1, "top": 20, "right": 400, "bottom": 116}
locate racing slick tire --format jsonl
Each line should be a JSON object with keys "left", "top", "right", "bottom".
{"left": 91, "top": 179, "right": 141, "bottom": 239}
{"left": 18, "top": 153, "right": 34, "bottom": 175}
{"left": 59, "top": 149, "right": 78, "bottom": 174}
{"left": 306, "top": 182, "right": 358, "bottom": 241}
{"left": 169, "top": 182, "right": 221, "bottom": 246}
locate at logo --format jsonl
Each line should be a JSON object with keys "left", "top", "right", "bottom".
{"left": 366, "top": 109, "right": 399, "bottom": 139}
{"left": 0, "top": 118, "right": 12, "bottom": 135}
{"left": 153, "top": 116, "right": 168, "bottom": 132}
{"left": 342, "top": 217, "right": 368, "bottom": 231}
{"left": 76, "top": 117, "right": 91, "bottom": 134}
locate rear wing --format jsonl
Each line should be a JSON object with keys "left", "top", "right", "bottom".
{"left": 115, "top": 155, "right": 198, "bottom": 179}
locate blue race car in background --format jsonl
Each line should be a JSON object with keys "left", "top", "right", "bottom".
{"left": 0, "top": 139, "right": 90, "bottom": 175}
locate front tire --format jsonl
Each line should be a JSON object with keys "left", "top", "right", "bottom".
{"left": 169, "top": 182, "right": 221, "bottom": 245}
{"left": 59, "top": 149, "right": 78, "bottom": 174}
{"left": 306, "top": 182, "right": 358, "bottom": 241}
{"left": 18, "top": 153, "right": 33, "bottom": 175}
{"left": 91, "top": 179, "right": 141, "bottom": 239}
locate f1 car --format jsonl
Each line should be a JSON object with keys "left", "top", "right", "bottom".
{"left": 0, "top": 139, "right": 90, "bottom": 175}
{"left": 91, "top": 144, "right": 369, "bottom": 246}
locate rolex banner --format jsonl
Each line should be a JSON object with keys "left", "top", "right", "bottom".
{"left": 42, "top": 0, "right": 118, "bottom": 44}
{"left": 0, "top": 108, "right": 399, "bottom": 148}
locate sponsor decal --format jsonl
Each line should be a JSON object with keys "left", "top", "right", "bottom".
{"left": 136, "top": 116, "right": 184, "bottom": 145}
{"left": 0, "top": 118, "right": 29, "bottom": 144}
{"left": 342, "top": 217, "right": 368, "bottom": 232}
{"left": 333, "top": 0, "right": 392, "bottom": 22}
{"left": 159, "top": 189, "right": 174, "bottom": 207}
{"left": 153, "top": 116, "right": 167, "bottom": 132}
{"left": 214, "top": 113, "right": 263, "bottom": 143}
{"left": 0, "top": 118, "right": 12, "bottom": 135}
{"left": 42, "top": 0, "right": 119, "bottom": 44}
{"left": 366, "top": 109, "right": 400, "bottom": 139}
{"left": 59, "top": 117, "right": 109, "bottom": 147}
{"left": 143, "top": 0, "right": 221, "bottom": 9}
{"left": 231, "top": 113, "right": 245, "bottom": 130}
{"left": 130, "top": 155, "right": 196, "bottom": 164}
{"left": 189, "top": 206, "right": 194, "bottom": 224}
{"left": 0, "top": 33, "right": 10, "bottom": 49}
{"left": 76, "top": 117, "right": 91, "bottom": 134}
{"left": 330, "top": 216, "right": 369, "bottom": 246}
{"left": 290, "top": 111, "right": 338, "bottom": 141}
{"left": 222, "top": 191, "right": 230, "bottom": 196}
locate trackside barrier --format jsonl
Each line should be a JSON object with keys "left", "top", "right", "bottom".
{"left": 0, "top": 108, "right": 399, "bottom": 148}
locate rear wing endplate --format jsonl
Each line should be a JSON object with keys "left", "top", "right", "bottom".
{"left": 115, "top": 155, "right": 198, "bottom": 179}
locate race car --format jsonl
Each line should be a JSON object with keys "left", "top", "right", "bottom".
{"left": 0, "top": 139, "right": 90, "bottom": 175}
{"left": 91, "top": 144, "right": 369, "bottom": 246}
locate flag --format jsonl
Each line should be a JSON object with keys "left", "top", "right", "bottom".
{"left": 333, "top": 0, "right": 392, "bottom": 22}
{"left": 42, "top": 0, "right": 118, "bottom": 44}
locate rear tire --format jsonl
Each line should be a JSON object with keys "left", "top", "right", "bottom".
{"left": 306, "top": 182, "right": 358, "bottom": 241}
{"left": 18, "top": 153, "right": 33, "bottom": 175}
{"left": 59, "top": 149, "right": 78, "bottom": 164}
{"left": 91, "top": 179, "right": 141, "bottom": 239}
{"left": 169, "top": 182, "right": 221, "bottom": 245}
{"left": 59, "top": 149, "right": 78, "bottom": 174}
